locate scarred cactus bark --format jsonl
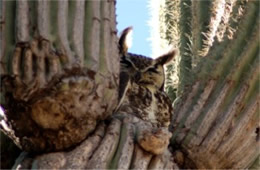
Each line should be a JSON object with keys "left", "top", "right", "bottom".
{"left": 1, "top": 0, "right": 118, "bottom": 153}
{"left": 11, "top": 115, "right": 179, "bottom": 169}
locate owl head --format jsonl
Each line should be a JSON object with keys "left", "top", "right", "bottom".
{"left": 119, "top": 27, "right": 176, "bottom": 91}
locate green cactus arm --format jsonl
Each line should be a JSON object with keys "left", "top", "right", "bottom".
{"left": 159, "top": 0, "right": 259, "bottom": 168}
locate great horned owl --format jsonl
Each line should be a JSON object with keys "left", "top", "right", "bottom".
{"left": 116, "top": 27, "right": 176, "bottom": 128}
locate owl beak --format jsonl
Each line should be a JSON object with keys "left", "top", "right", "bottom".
{"left": 134, "top": 72, "right": 141, "bottom": 82}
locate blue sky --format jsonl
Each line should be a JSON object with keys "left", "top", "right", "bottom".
{"left": 116, "top": 0, "right": 151, "bottom": 57}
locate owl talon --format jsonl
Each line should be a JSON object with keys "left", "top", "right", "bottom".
{"left": 137, "top": 127, "right": 172, "bottom": 155}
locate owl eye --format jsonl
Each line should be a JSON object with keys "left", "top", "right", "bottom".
{"left": 147, "top": 67, "right": 159, "bottom": 73}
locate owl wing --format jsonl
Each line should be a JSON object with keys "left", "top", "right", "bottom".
{"left": 115, "top": 71, "right": 130, "bottom": 112}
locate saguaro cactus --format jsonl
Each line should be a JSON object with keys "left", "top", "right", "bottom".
{"left": 1, "top": 1, "right": 178, "bottom": 169}
{"left": 0, "top": 0, "right": 120, "bottom": 167}
{"left": 1, "top": 0, "right": 259, "bottom": 169}
{"left": 159, "top": 0, "right": 259, "bottom": 169}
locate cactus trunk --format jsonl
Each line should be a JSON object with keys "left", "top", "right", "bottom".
{"left": 1, "top": 0, "right": 259, "bottom": 169}
{"left": 1, "top": 0, "right": 178, "bottom": 169}
{"left": 158, "top": 0, "right": 259, "bottom": 169}
{"left": 1, "top": 0, "right": 119, "bottom": 167}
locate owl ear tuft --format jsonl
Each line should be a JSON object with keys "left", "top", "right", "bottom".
{"left": 155, "top": 49, "right": 176, "bottom": 65}
{"left": 119, "top": 27, "right": 133, "bottom": 55}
